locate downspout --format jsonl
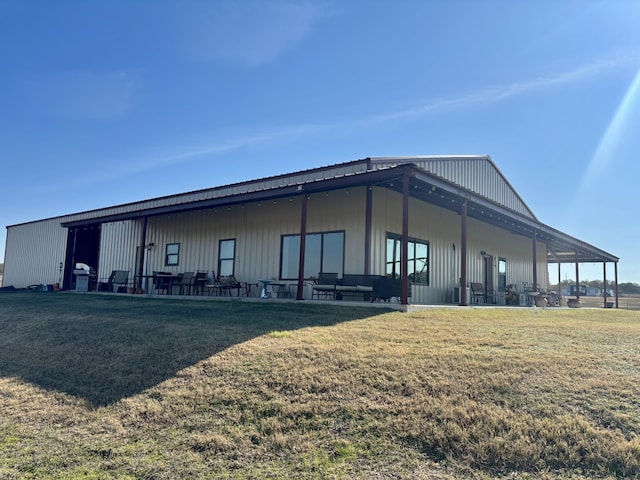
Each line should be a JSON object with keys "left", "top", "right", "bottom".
{"left": 137, "top": 217, "right": 148, "bottom": 290}
{"left": 296, "top": 194, "right": 308, "bottom": 300}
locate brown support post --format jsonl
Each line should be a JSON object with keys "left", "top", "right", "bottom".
{"left": 603, "top": 263, "right": 607, "bottom": 309}
{"left": 296, "top": 194, "right": 308, "bottom": 300}
{"left": 460, "top": 201, "right": 468, "bottom": 306}
{"left": 401, "top": 171, "right": 410, "bottom": 305}
{"left": 364, "top": 186, "right": 372, "bottom": 275}
{"left": 532, "top": 232, "right": 538, "bottom": 290}
{"left": 557, "top": 262, "right": 561, "bottom": 293}
{"left": 575, "top": 254, "right": 580, "bottom": 300}
{"left": 614, "top": 262, "right": 619, "bottom": 308}
{"left": 137, "top": 217, "right": 148, "bottom": 290}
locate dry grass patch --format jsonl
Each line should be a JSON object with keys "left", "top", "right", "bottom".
{"left": 1, "top": 291, "right": 639, "bottom": 478}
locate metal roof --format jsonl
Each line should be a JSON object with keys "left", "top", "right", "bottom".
{"left": 11, "top": 156, "right": 616, "bottom": 265}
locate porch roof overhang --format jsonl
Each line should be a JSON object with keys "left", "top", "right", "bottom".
{"left": 61, "top": 163, "right": 618, "bottom": 265}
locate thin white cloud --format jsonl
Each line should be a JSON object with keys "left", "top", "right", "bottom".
{"left": 39, "top": 52, "right": 639, "bottom": 192}
{"left": 68, "top": 123, "right": 330, "bottom": 188}
{"left": 369, "top": 53, "right": 640, "bottom": 123}
{"left": 183, "top": 1, "right": 329, "bottom": 67}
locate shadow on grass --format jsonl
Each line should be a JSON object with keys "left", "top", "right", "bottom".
{"left": 0, "top": 291, "right": 389, "bottom": 407}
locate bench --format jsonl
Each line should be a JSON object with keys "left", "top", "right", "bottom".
{"left": 371, "top": 277, "right": 409, "bottom": 302}
{"left": 335, "top": 274, "right": 384, "bottom": 301}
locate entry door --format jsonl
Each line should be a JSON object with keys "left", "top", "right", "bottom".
{"left": 483, "top": 254, "right": 494, "bottom": 301}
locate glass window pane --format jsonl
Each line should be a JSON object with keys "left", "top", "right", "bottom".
{"left": 303, "top": 234, "right": 322, "bottom": 278}
{"left": 166, "top": 243, "right": 179, "bottom": 266}
{"left": 498, "top": 258, "right": 507, "bottom": 291}
{"left": 281, "top": 235, "right": 300, "bottom": 279}
{"left": 219, "top": 240, "right": 235, "bottom": 259}
{"left": 415, "top": 242, "right": 428, "bottom": 261}
{"left": 322, "top": 232, "right": 344, "bottom": 276}
{"left": 386, "top": 234, "right": 429, "bottom": 283}
{"left": 219, "top": 259, "right": 234, "bottom": 277}
{"left": 498, "top": 258, "right": 506, "bottom": 274}
{"left": 414, "top": 258, "right": 428, "bottom": 283}
{"left": 386, "top": 238, "right": 395, "bottom": 263}
{"left": 281, "top": 231, "right": 345, "bottom": 280}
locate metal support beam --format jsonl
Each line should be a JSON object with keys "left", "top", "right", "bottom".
{"left": 615, "top": 262, "right": 619, "bottom": 309}
{"left": 603, "top": 263, "right": 607, "bottom": 309}
{"left": 401, "top": 172, "right": 410, "bottom": 305}
{"left": 460, "top": 201, "right": 468, "bottom": 306}
{"left": 296, "top": 195, "right": 308, "bottom": 300}
{"left": 575, "top": 253, "right": 580, "bottom": 300}
{"left": 532, "top": 232, "right": 538, "bottom": 290}
{"left": 364, "top": 186, "right": 372, "bottom": 275}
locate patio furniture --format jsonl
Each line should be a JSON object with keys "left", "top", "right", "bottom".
{"left": 99, "top": 270, "right": 129, "bottom": 293}
{"left": 275, "top": 283, "right": 292, "bottom": 298}
{"left": 193, "top": 271, "right": 209, "bottom": 295}
{"left": 179, "top": 272, "right": 194, "bottom": 295}
{"left": 371, "top": 277, "right": 407, "bottom": 302}
{"left": 470, "top": 282, "right": 485, "bottom": 304}
{"left": 218, "top": 276, "right": 242, "bottom": 296}
{"left": 152, "top": 271, "right": 172, "bottom": 295}
{"left": 312, "top": 273, "right": 339, "bottom": 300}
{"left": 335, "top": 274, "right": 383, "bottom": 301}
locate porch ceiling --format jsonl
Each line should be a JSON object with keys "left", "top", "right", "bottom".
{"left": 376, "top": 165, "right": 618, "bottom": 265}
{"left": 62, "top": 163, "right": 617, "bottom": 265}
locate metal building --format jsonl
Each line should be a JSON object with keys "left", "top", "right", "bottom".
{"left": 2, "top": 156, "right": 619, "bottom": 306}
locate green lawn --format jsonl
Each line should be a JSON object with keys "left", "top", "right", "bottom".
{"left": 1, "top": 291, "right": 639, "bottom": 479}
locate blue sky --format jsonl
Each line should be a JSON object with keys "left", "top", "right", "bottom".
{"left": 1, "top": 0, "right": 639, "bottom": 283}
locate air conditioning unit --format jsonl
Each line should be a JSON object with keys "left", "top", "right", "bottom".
{"left": 453, "top": 286, "right": 471, "bottom": 304}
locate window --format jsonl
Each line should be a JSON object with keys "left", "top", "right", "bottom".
{"left": 280, "top": 231, "right": 344, "bottom": 280}
{"left": 386, "top": 233, "right": 429, "bottom": 284}
{"left": 165, "top": 243, "right": 180, "bottom": 266}
{"left": 498, "top": 257, "right": 507, "bottom": 292}
{"left": 218, "top": 239, "right": 236, "bottom": 277}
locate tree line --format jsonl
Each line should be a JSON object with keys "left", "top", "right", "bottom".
{"left": 550, "top": 279, "right": 640, "bottom": 295}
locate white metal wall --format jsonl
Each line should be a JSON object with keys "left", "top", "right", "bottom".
{"left": 4, "top": 184, "right": 549, "bottom": 303}
{"left": 370, "top": 188, "right": 547, "bottom": 304}
{"left": 136, "top": 189, "right": 368, "bottom": 296}
{"left": 371, "top": 157, "right": 536, "bottom": 219}
{"left": 2, "top": 218, "right": 67, "bottom": 288}
{"left": 97, "top": 220, "right": 142, "bottom": 283}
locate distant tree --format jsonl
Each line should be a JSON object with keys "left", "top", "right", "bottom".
{"left": 618, "top": 282, "right": 640, "bottom": 295}
{"left": 0, "top": 263, "right": 3, "bottom": 275}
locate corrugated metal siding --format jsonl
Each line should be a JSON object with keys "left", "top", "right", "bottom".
{"left": 136, "top": 188, "right": 367, "bottom": 297}
{"left": 2, "top": 218, "right": 67, "bottom": 288}
{"left": 97, "top": 220, "right": 141, "bottom": 283}
{"left": 370, "top": 188, "right": 546, "bottom": 304}
{"left": 371, "top": 157, "right": 535, "bottom": 219}
{"left": 24, "top": 162, "right": 370, "bottom": 227}
{"left": 3, "top": 181, "right": 548, "bottom": 302}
